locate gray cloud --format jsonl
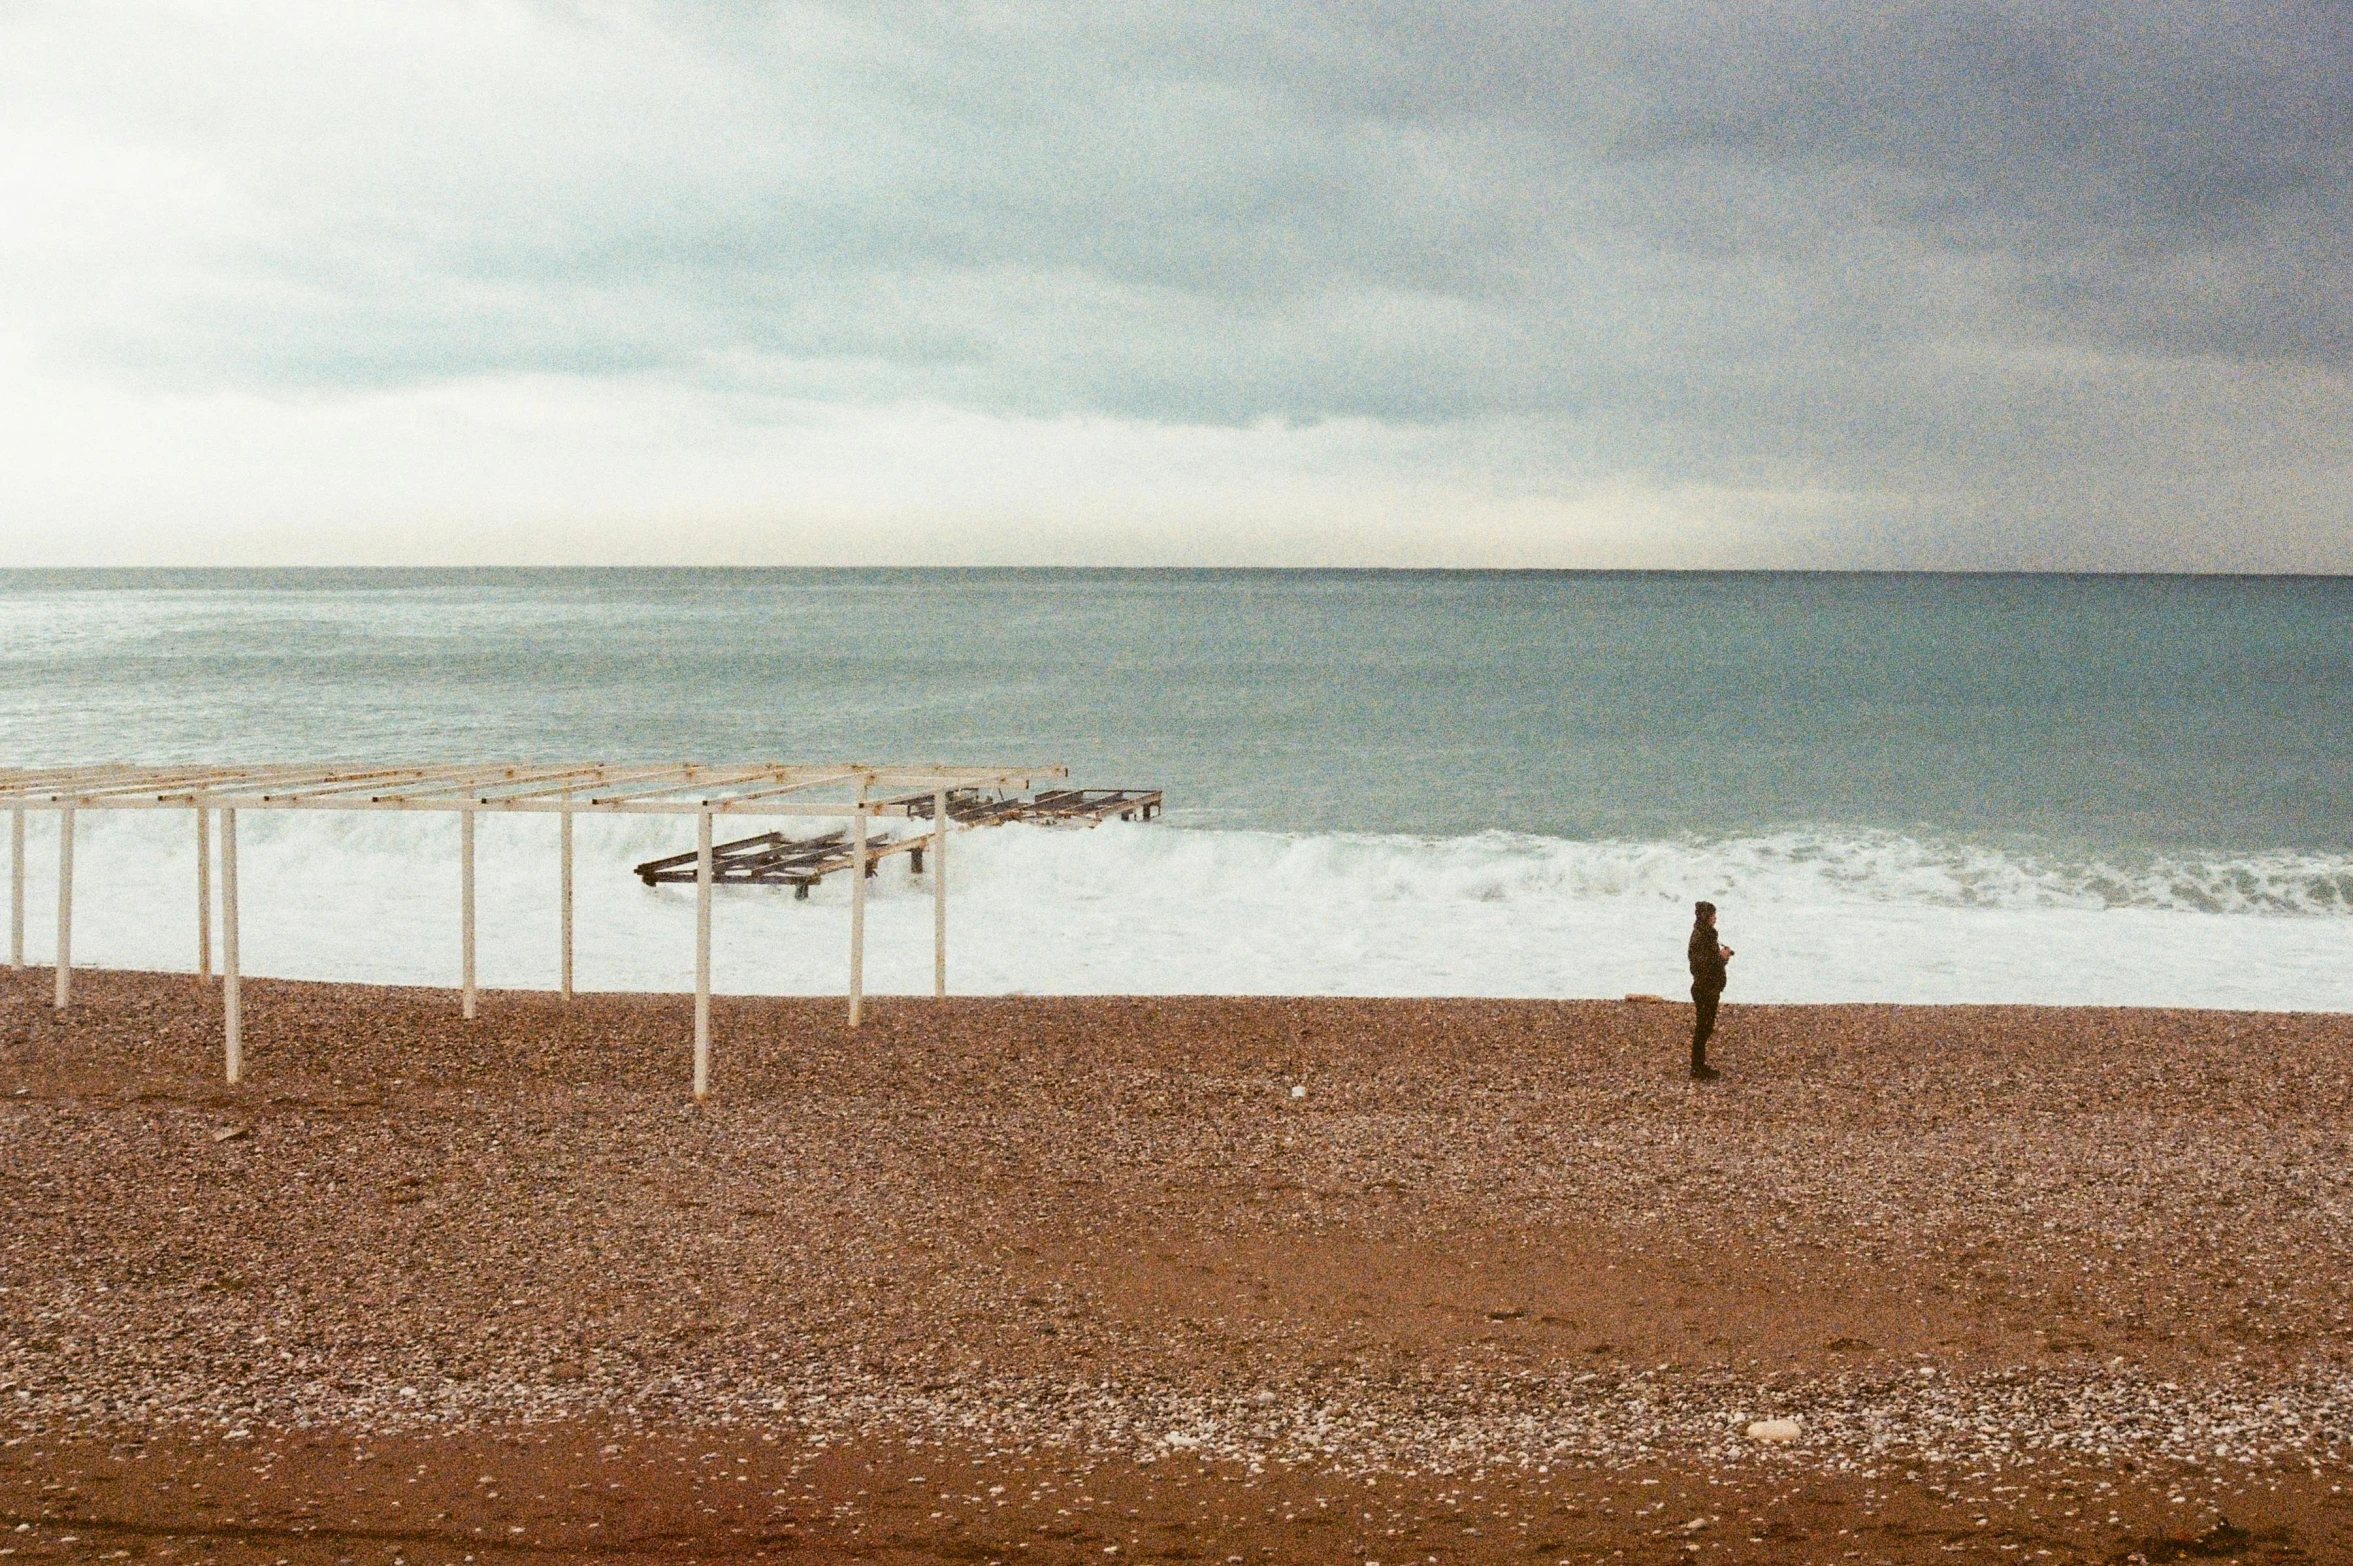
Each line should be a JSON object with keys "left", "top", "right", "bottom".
{"left": 4, "top": 0, "right": 2349, "bottom": 564}
{"left": 1605, "top": 3, "right": 2353, "bottom": 360}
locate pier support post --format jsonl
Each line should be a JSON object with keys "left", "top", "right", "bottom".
{"left": 460, "top": 805, "right": 477, "bottom": 1021}
{"left": 559, "top": 798, "right": 574, "bottom": 1002}
{"left": 848, "top": 804, "right": 867, "bottom": 1027}
{"left": 222, "top": 808, "right": 241, "bottom": 1084}
{"left": 196, "top": 807, "right": 212, "bottom": 982}
{"left": 53, "top": 807, "right": 73, "bottom": 1010}
{"left": 694, "top": 809, "right": 712, "bottom": 1100}
{"left": 932, "top": 787, "right": 947, "bottom": 999}
{"left": 8, "top": 805, "right": 21, "bottom": 970}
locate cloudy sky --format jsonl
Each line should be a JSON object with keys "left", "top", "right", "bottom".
{"left": 3, "top": 1, "right": 2347, "bottom": 568}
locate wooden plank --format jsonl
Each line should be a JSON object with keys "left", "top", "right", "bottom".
{"left": 690, "top": 767, "right": 866, "bottom": 807}
{"left": 352, "top": 761, "right": 639, "bottom": 805}
{"left": 153, "top": 763, "right": 435, "bottom": 805}
{"left": 443, "top": 763, "right": 673, "bottom": 804}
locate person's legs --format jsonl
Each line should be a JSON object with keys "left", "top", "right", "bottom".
{"left": 1690, "top": 985, "right": 1719, "bottom": 1077}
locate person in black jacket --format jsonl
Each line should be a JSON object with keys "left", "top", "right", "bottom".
{"left": 1687, "top": 900, "right": 1732, "bottom": 1080}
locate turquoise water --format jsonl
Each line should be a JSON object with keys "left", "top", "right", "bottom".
{"left": 4, "top": 568, "right": 2348, "bottom": 851}
{"left": 2, "top": 570, "right": 2348, "bottom": 1005}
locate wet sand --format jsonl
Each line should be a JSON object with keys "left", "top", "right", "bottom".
{"left": 3, "top": 968, "right": 2350, "bottom": 1562}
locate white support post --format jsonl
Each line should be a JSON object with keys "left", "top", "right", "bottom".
{"left": 693, "top": 809, "right": 712, "bottom": 1100}
{"left": 195, "top": 807, "right": 213, "bottom": 983}
{"left": 559, "top": 798, "right": 574, "bottom": 1003}
{"left": 222, "top": 808, "right": 241, "bottom": 1084}
{"left": 460, "top": 806, "right": 477, "bottom": 1021}
{"left": 8, "top": 805, "right": 22, "bottom": 970}
{"left": 848, "top": 804, "right": 867, "bottom": 1027}
{"left": 52, "top": 807, "right": 73, "bottom": 1010}
{"left": 932, "top": 787, "right": 948, "bottom": 999}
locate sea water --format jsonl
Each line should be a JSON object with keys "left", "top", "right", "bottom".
{"left": 1, "top": 569, "right": 2346, "bottom": 1009}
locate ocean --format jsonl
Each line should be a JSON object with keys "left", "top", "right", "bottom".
{"left": 2, "top": 569, "right": 2347, "bottom": 1009}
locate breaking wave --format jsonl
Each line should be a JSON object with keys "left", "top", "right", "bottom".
{"left": 1039, "top": 826, "right": 2353, "bottom": 918}
{"left": 10, "top": 812, "right": 2349, "bottom": 1009}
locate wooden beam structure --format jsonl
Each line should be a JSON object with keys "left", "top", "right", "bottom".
{"left": 0, "top": 761, "right": 1065, "bottom": 1094}
{"left": 0, "top": 762, "right": 1060, "bottom": 815}
{"left": 630, "top": 787, "right": 1164, "bottom": 894}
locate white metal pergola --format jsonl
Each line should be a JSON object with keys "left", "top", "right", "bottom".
{"left": 0, "top": 761, "right": 1063, "bottom": 1098}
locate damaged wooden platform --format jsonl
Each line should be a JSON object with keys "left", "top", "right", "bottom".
{"left": 902, "top": 786, "right": 1162, "bottom": 827}
{"left": 632, "top": 826, "right": 892, "bottom": 896}
{"left": 632, "top": 786, "right": 1163, "bottom": 894}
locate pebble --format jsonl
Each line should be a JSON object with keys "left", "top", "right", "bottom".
{"left": 3, "top": 973, "right": 2350, "bottom": 1485}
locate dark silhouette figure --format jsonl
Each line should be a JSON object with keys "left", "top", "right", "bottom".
{"left": 1687, "top": 900, "right": 1732, "bottom": 1080}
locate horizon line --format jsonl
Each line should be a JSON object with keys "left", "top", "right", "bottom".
{"left": 6, "top": 564, "right": 2352, "bottom": 581}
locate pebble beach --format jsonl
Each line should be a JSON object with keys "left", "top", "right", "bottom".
{"left": 3, "top": 967, "right": 2350, "bottom": 1563}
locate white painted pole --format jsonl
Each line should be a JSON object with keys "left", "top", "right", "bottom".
{"left": 195, "top": 807, "right": 213, "bottom": 983}
{"left": 693, "top": 809, "right": 712, "bottom": 1101}
{"left": 559, "top": 798, "right": 574, "bottom": 1003}
{"left": 52, "top": 807, "right": 73, "bottom": 1011}
{"left": 222, "top": 808, "right": 241, "bottom": 1084}
{"left": 8, "top": 805, "right": 22, "bottom": 969}
{"left": 460, "top": 805, "right": 477, "bottom": 1021}
{"left": 932, "top": 787, "right": 948, "bottom": 999}
{"left": 848, "top": 804, "right": 867, "bottom": 1028}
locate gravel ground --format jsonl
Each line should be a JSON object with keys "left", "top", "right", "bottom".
{"left": 2, "top": 967, "right": 2350, "bottom": 1562}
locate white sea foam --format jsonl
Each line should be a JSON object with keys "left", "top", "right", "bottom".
{"left": 10, "top": 813, "right": 2349, "bottom": 1010}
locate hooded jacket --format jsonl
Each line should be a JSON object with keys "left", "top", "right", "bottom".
{"left": 1688, "top": 921, "right": 1728, "bottom": 993}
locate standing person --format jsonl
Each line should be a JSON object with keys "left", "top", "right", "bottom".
{"left": 1687, "top": 900, "right": 1732, "bottom": 1081}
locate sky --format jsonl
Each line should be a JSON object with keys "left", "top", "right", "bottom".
{"left": 2, "top": 1, "right": 2348, "bottom": 570}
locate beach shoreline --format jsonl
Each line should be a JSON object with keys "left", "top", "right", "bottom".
{"left": 4, "top": 968, "right": 2349, "bottom": 1561}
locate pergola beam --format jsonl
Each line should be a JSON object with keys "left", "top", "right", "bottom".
{"left": 0, "top": 795, "right": 995, "bottom": 816}
{"left": 28, "top": 763, "right": 420, "bottom": 806}
{"left": 439, "top": 763, "right": 680, "bottom": 805}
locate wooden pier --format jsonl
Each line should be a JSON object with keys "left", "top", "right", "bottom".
{"left": 632, "top": 786, "right": 1162, "bottom": 894}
